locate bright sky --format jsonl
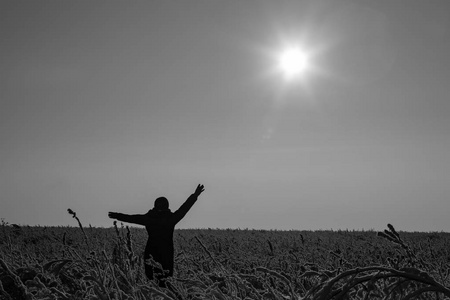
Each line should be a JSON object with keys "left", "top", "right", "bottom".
{"left": 2, "top": 0, "right": 450, "bottom": 231}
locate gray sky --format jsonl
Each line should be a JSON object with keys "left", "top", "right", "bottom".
{"left": 1, "top": 0, "right": 449, "bottom": 231}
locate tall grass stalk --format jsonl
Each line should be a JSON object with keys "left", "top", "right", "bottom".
{"left": 67, "top": 208, "right": 89, "bottom": 249}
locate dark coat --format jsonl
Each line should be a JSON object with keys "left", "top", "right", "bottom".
{"left": 113, "top": 193, "right": 198, "bottom": 281}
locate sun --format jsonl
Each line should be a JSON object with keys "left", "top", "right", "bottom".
{"left": 278, "top": 46, "right": 310, "bottom": 80}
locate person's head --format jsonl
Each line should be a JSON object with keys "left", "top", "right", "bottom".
{"left": 154, "top": 197, "right": 169, "bottom": 210}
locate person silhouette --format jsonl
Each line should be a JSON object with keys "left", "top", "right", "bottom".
{"left": 108, "top": 184, "right": 205, "bottom": 286}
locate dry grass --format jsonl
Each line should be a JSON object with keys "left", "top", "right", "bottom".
{"left": 0, "top": 214, "right": 449, "bottom": 299}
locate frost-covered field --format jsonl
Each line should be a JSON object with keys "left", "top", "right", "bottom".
{"left": 1, "top": 218, "right": 449, "bottom": 299}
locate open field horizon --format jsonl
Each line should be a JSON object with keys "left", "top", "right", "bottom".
{"left": 3, "top": 222, "right": 450, "bottom": 234}
{"left": 2, "top": 222, "right": 450, "bottom": 299}
{"left": 3, "top": 1, "right": 450, "bottom": 297}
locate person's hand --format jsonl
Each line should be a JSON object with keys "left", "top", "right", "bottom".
{"left": 108, "top": 212, "right": 119, "bottom": 219}
{"left": 194, "top": 184, "right": 205, "bottom": 196}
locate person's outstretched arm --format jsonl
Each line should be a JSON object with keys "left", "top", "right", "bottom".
{"left": 172, "top": 184, "right": 205, "bottom": 224}
{"left": 108, "top": 212, "right": 148, "bottom": 226}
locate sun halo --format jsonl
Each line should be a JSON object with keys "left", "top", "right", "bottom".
{"left": 278, "top": 46, "right": 310, "bottom": 80}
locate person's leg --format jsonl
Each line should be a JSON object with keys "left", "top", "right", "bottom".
{"left": 146, "top": 263, "right": 168, "bottom": 287}
{"left": 144, "top": 261, "right": 154, "bottom": 280}
{"left": 157, "top": 276, "right": 167, "bottom": 288}
{"left": 156, "top": 255, "right": 174, "bottom": 285}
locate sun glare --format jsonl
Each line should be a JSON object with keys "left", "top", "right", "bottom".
{"left": 278, "top": 46, "right": 310, "bottom": 80}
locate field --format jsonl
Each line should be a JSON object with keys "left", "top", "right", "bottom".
{"left": 1, "top": 214, "right": 450, "bottom": 300}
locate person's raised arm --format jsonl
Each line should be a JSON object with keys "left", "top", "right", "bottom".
{"left": 108, "top": 212, "right": 148, "bottom": 226}
{"left": 172, "top": 184, "right": 205, "bottom": 224}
